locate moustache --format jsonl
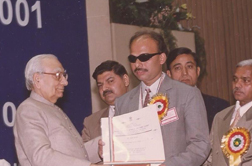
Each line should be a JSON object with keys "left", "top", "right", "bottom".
{"left": 134, "top": 68, "right": 148, "bottom": 73}
{"left": 233, "top": 87, "right": 242, "bottom": 93}
{"left": 103, "top": 90, "right": 113, "bottom": 97}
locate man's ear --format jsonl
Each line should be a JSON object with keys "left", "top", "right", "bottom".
{"left": 33, "top": 73, "right": 41, "bottom": 88}
{"left": 160, "top": 53, "right": 167, "bottom": 65}
{"left": 166, "top": 70, "right": 172, "bottom": 77}
{"left": 123, "top": 74, "right": 130, "bottom": 87}
{"left": 196, "top": 66, "right": 201, "bottom": 78}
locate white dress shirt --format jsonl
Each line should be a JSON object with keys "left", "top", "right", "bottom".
{"left": 138, "top": 72, "right": 165, "bottom": 109}
{"left": 230, "top": 100, "right": 252, "bottom": 124}
{"left": 109, "top": 105, "right": 115, "bottom": 117}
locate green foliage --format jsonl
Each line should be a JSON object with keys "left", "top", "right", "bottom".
{"left": 109, "top": 0, "right": 175, "bottom": 27}
{"left": 109, "top": 0, "right": 207, "bottom": 78}
{"left": 162, "top": 30, "right": 177, "bottom": 51}
{"left": 193, "top": 30, "right": 207, "bottom": 81}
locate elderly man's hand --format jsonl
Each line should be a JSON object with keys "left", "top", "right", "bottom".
{"left": 98, "top": 139, "right": 105, "bottom": 158}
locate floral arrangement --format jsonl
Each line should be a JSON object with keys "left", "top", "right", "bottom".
{"left": 109, "top": 0, "right": 207, "bottom": 80}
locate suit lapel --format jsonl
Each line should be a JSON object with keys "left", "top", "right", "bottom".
{"left": 128, "top": 84, "right": 141, "bottom": 113}
{"left": 101, "top": 107, "right": 109, "bottom": 118}
{"left": 236, "top": 106, "right": 252, "bottom": 163}
{"left": 158, "top": 75, "right": 173, "bottom": 97}
{"left": 237, "top": 106, "right": 252, "bottom": 130}
{"left": 217, "top": 107, "right": 234, "bottom": 165}
{"left": 218, "top": 107, "right": 235, "bottom": 141}
{"left": 98, "top": 107, "right": 110, "bottom": 134}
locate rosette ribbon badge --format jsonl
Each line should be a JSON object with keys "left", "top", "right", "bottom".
{"left": 148, "top": 93, "right": 169, "bottom": 121}
{"left": 221, "top": 127, "right": 251, "bottom": 166}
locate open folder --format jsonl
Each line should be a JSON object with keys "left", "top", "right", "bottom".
{"left": 101, "top": 104, "right": 165, "bottom": 165}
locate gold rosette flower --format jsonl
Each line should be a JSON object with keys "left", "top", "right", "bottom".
{"left": 148, "top": 93, "right": 168, "bottom": 121}
{"left": 221, "top": 127, "right": 250, "bottom": 166}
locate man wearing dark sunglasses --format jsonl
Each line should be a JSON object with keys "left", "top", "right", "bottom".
{"left": 115, "top": 31, "right": 210, "bottom": 166}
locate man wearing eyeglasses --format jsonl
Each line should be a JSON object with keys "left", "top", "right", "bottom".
{"left": 115, "top": 31, "right": 210, "bottom": 166}
{"left": 14, "top": 54, "right": 101, "bottom": 166}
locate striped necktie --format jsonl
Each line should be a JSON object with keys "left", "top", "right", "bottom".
{"left": 143, "top": 88, "right": 151, "bottom": 107}
{"left": 230, "top": 108, "right": 241, "bottom": 128}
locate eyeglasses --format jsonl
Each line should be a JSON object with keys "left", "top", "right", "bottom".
{"left": 128, "top": 52, "right": 162, "bottom": 63}
{"left": 41, "top": 70, "right": 68, "bottom": 81}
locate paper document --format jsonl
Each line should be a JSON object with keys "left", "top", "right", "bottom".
{"left": 101, "top": 104, "right": 165, "bottom": 165}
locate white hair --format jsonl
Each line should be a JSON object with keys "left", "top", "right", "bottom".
{"left": 236, "top": 59, "right": 252, "bottom": 68}
{"left": 25, "top": 54, "right": 58, "bottom": 90}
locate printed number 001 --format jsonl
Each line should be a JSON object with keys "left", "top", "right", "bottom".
{"left": 0, "top": 0, "right": 42, "bottom": 28}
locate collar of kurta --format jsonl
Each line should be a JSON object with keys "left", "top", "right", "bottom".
{"left": 30, "top": 91, "right": 55, "bottom": 107}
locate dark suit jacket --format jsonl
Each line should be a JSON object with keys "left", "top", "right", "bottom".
{"left": 205, "top": 105, "right": 252, "bottom": 166}
{"left": 202, "top": 93, "right": 230, "bottom": 130}
{"left": 82, "top": 107, "right": 109, "bottom": 143}
{"left": 115, "top": 75, "right": 211, "bottom": 166}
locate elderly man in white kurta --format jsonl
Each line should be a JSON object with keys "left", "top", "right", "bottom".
{"left": 14, "top": 54, "right": 101, "bottom": 166}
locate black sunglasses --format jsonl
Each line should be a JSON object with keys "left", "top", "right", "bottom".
{"left": 128, "top": 52, "right": 162, "bottom": 63}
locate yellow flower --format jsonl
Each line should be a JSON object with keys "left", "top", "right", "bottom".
{"left": 186, "top": 12, "right": 195, "bottom": 19}
{"left": 180, "top": 4, "right": 187, "bottom": 10}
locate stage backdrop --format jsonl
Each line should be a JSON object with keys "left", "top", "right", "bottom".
{"left": 0, "top": 0, "right": 91, "bottom": 165}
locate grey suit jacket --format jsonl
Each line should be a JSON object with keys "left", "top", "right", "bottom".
{"left": 14, "top": 91, "right": 98, "bottom": 166}
{"left": 207, "top": 105, "right": 252, "bottom": 166}
{"left": 82, "top": 107, "right": 109, "bottom": 142}
{"left": 115, "top": 75, "right": 211, "bottom": 166}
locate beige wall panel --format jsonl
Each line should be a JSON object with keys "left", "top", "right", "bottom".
{"left": 171, "top": 31, "right": 195, "bottom": 52}
{"left": 86, "top": 0, "right": 111, "bottom": 113}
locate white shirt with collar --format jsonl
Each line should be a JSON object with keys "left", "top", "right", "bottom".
{"left": 138, "top": 72, "right": 165, "bottom": 109}
{"left": 230, "top": 100, "right": 252, "bottom": 124}
{"left": 109, "top": 105, "right": 115, "bottom": 117}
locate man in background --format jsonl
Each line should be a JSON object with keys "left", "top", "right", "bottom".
{"left": 14, "top": 54, "right": 101, "bottom": 166}
{"left": 204, "top": 59, "right": 252, "bottom": 166}
{"left": 166, "top": 47, "right": 229, "bottom": 129}
{"left": 82, "top": 60, "right": 129, "bottom": 142}
{"left": 115, "top": 31, "right": 210, "bottom": 166}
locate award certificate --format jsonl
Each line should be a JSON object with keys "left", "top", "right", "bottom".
{"left": 101, "top": 104, "right": 165, "bottom": 165}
